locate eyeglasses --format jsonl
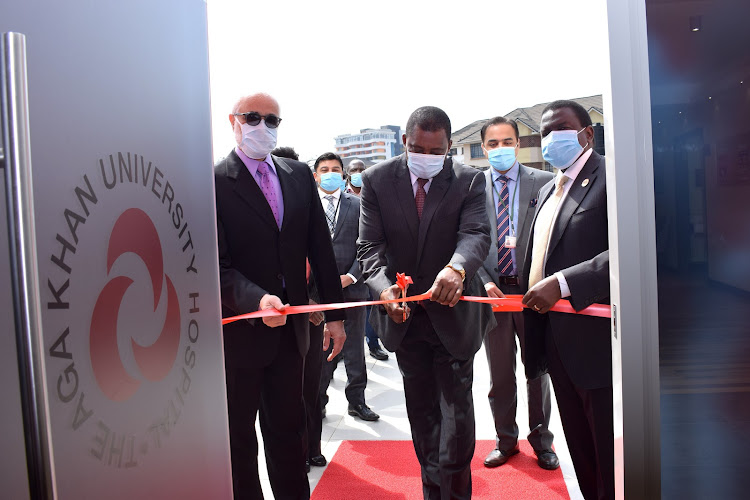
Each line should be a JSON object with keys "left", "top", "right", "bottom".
{"left": 233, "top": 112, "right": 282, "bottom": 129}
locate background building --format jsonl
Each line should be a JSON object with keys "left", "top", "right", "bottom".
{"left": 334, "top": 125, "right": 403, "bottom": 166}
{"left": 451, "top": 95, "right": 605, "bottom": 170}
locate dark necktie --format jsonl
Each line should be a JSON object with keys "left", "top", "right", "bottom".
{"left": 496, "top": 175, "right": 513, "bottom": 275}
{"left": 415, "top": 178, "right": 428, "bottom": 219}
{"left": 257, "top": 161, "right": 280, "bottom": 227}
{"left": 325, "top": 195, "right": 336, "bottom": 234}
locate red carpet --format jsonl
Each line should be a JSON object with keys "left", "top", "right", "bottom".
{"left": 312, "top": 440, "right": 570, "bottom": 500}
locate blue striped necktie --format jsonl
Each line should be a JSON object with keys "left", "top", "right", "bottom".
{"left": 496, "top": 175, "right": 514, "bottom": 276}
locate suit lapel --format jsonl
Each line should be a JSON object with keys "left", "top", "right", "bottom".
{"left": 273, "top": 156, "right": 300, "bottom": 233}
{"left": 332, "top": 193, "right": 350, "bottom": 240}
{"left": 393, "top": 157, "right": 419, "bottom": 243}
{"left": 515, "top": 165, "right": 534, "bottom": 238}
{"left": 416, "top": 160, "right": 452, "bottom": 265}
{"left": 547, "top": 153, "right": 602, "bottom": 257}
{"left": 228, "top": 151, "right": 279, "bottom": 231}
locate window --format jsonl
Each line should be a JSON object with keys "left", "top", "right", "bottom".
{"left": 449, "top": 148, "right": 458, "bottom": 156}
{"left": 470, "top": 143, "right": 483, "bottom": 159}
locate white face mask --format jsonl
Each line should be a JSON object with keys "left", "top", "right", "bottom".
{"left": 238, "top": 121, "right": 277, "bottom": 159}
{"left": 406, "top": 151, "right": 446, "bottom": 179}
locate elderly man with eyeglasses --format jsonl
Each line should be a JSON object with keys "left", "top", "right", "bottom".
{"left": 215, "top": 92, "right": 346, "bottom": 499}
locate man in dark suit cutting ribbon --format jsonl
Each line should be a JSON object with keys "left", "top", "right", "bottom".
{"left": 358, "top": 106, "right": 494, "bottom": 500}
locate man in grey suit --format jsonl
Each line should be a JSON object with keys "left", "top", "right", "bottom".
{"left": 314, "top": 152, "right": 380, "bottom": 423}
{"left": 522, "top": 100, "right": 612, "bottom": 500}
{"left": 475, "top": 117, "right": 559, "bottom": 470}
{"left": 358, "top": 106, "right": 494, "bottom": 500}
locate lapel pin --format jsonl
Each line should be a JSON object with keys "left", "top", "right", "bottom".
{"left": 582, "top": 178, "right": 590, "bottom": 187}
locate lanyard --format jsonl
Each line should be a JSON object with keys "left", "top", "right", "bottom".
{"left": 492, "top": 174, "right": 519, "bottom": 236}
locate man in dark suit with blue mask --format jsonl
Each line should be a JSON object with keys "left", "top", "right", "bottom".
{"left": 314, "top": 153, "right": 380, "bottom": 424}
{"left": 522, "top": 100, "right": 612, "bottom": 500}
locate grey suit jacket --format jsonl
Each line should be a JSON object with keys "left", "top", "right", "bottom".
{"left": 330, "top": 192, "right": 368, "bottom": 299}
{"left": 521, "top": 151, "right": 611, "bottom": 389}
{"left": 357, "top": 154, "right": 496, "bottom": 360}
{"left": 477, "top": 164, "right": 554, "bottom": 289}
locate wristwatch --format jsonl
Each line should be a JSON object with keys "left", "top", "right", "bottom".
{"left": 445, "top": 262, "right": 466, "bottom": 282}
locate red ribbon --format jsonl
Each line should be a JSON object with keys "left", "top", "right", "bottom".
{"left": 221, "top": 293, "right": 610, "bottom": 325}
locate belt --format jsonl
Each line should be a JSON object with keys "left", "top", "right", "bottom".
{"left": 497, "top": 276, "right": 519, "bottom": 286}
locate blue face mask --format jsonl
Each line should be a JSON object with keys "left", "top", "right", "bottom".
{"left": 542, "top": 129, "right": 586, "bottom": 170}
{"left": 319, "top": 171, "right": 343, "bottom": 192}
{"left": 349, "top": 172, "right": 363, "bottom": 188}
{"left": 487, "top": 147, "right": 517, "bottom": 172}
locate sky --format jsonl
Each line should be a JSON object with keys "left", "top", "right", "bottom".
{"left": 206, "top": 0, "right": 610, "bottom": 163}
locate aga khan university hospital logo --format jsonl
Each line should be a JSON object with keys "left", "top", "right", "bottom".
{"left": 44, "top": 152, "right": 203, "bottom": 469}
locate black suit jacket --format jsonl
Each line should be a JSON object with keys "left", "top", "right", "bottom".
{"left": 215, "top": 150, "right": 345, "bottom": 355}
{"left": 522, "top": 151, "right": 611, "bottom": 390}
{"left": 357, "top": 154, "right": 495, "bottom": 360}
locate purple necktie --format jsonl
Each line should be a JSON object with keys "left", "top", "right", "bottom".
{"left": 257, "top": 161, "right": 281, "bottom": 227}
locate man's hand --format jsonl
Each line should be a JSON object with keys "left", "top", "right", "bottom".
{"left": 340, "top": 274, "right": 354, "bottom": 289}
{"left": 429, "top": 267, "right": 464, "bottom": 307}
{"left": 259, "top": 294, "right": 288, "bottom": 327}
{"left": 522, "top": 275, "right": 562, "bottom": 314}
{"left": 380, "top": 284, "right": 410, "bottom": 323}
{"left": 484, "top": 282, "right": 505, "bottom": 299}
{"left": 323, "top": 320, "right": 346, "bottom": 361}
{"left": 308, "top": 299, "right": 324, "bottom": 326}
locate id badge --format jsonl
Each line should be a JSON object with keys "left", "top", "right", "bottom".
{"left": 504, "top": 236, "right": 517, "bottom": 248}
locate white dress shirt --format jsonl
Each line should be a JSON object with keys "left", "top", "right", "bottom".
{"left": 317, "top": 187, "right": 357, "bottom": 284}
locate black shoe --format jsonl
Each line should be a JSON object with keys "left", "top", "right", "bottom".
{"left": 309, "top": 454, "right": 327, "bottom": 467}
{"left": 535, "top": 449, "right": 560, "bottom": 470}
{"left": 483, "top": 445, "right": 520, "bottom": 467}
{"left": 347, "top": 404, "right": 380, "bottom": 421}
{"left": 369, "top": 345, "right": 389, "bottom": 361}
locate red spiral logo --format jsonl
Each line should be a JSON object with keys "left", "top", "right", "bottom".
{"left": 89, "top": 208, "right": 181, "bottom": 402}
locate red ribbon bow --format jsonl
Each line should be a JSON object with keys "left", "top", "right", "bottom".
{"left": 396, "top": 273, "right": 413, "bottom": 321}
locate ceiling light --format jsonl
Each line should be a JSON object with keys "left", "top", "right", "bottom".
{"left": 708, "top": 96, "right": 712, "bottom": 100}
{"left": 690, "top": 16, "right": 702, "bottom": 32}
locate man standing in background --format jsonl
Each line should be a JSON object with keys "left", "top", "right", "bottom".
{"left": 346, "top": 158, "right": 389, "bottom": 361}
{"left": 475, "top": 117, "right": 558, "bottom": 471}
{"left": 315, "top": 153, "right": 380, "bottom": 422}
